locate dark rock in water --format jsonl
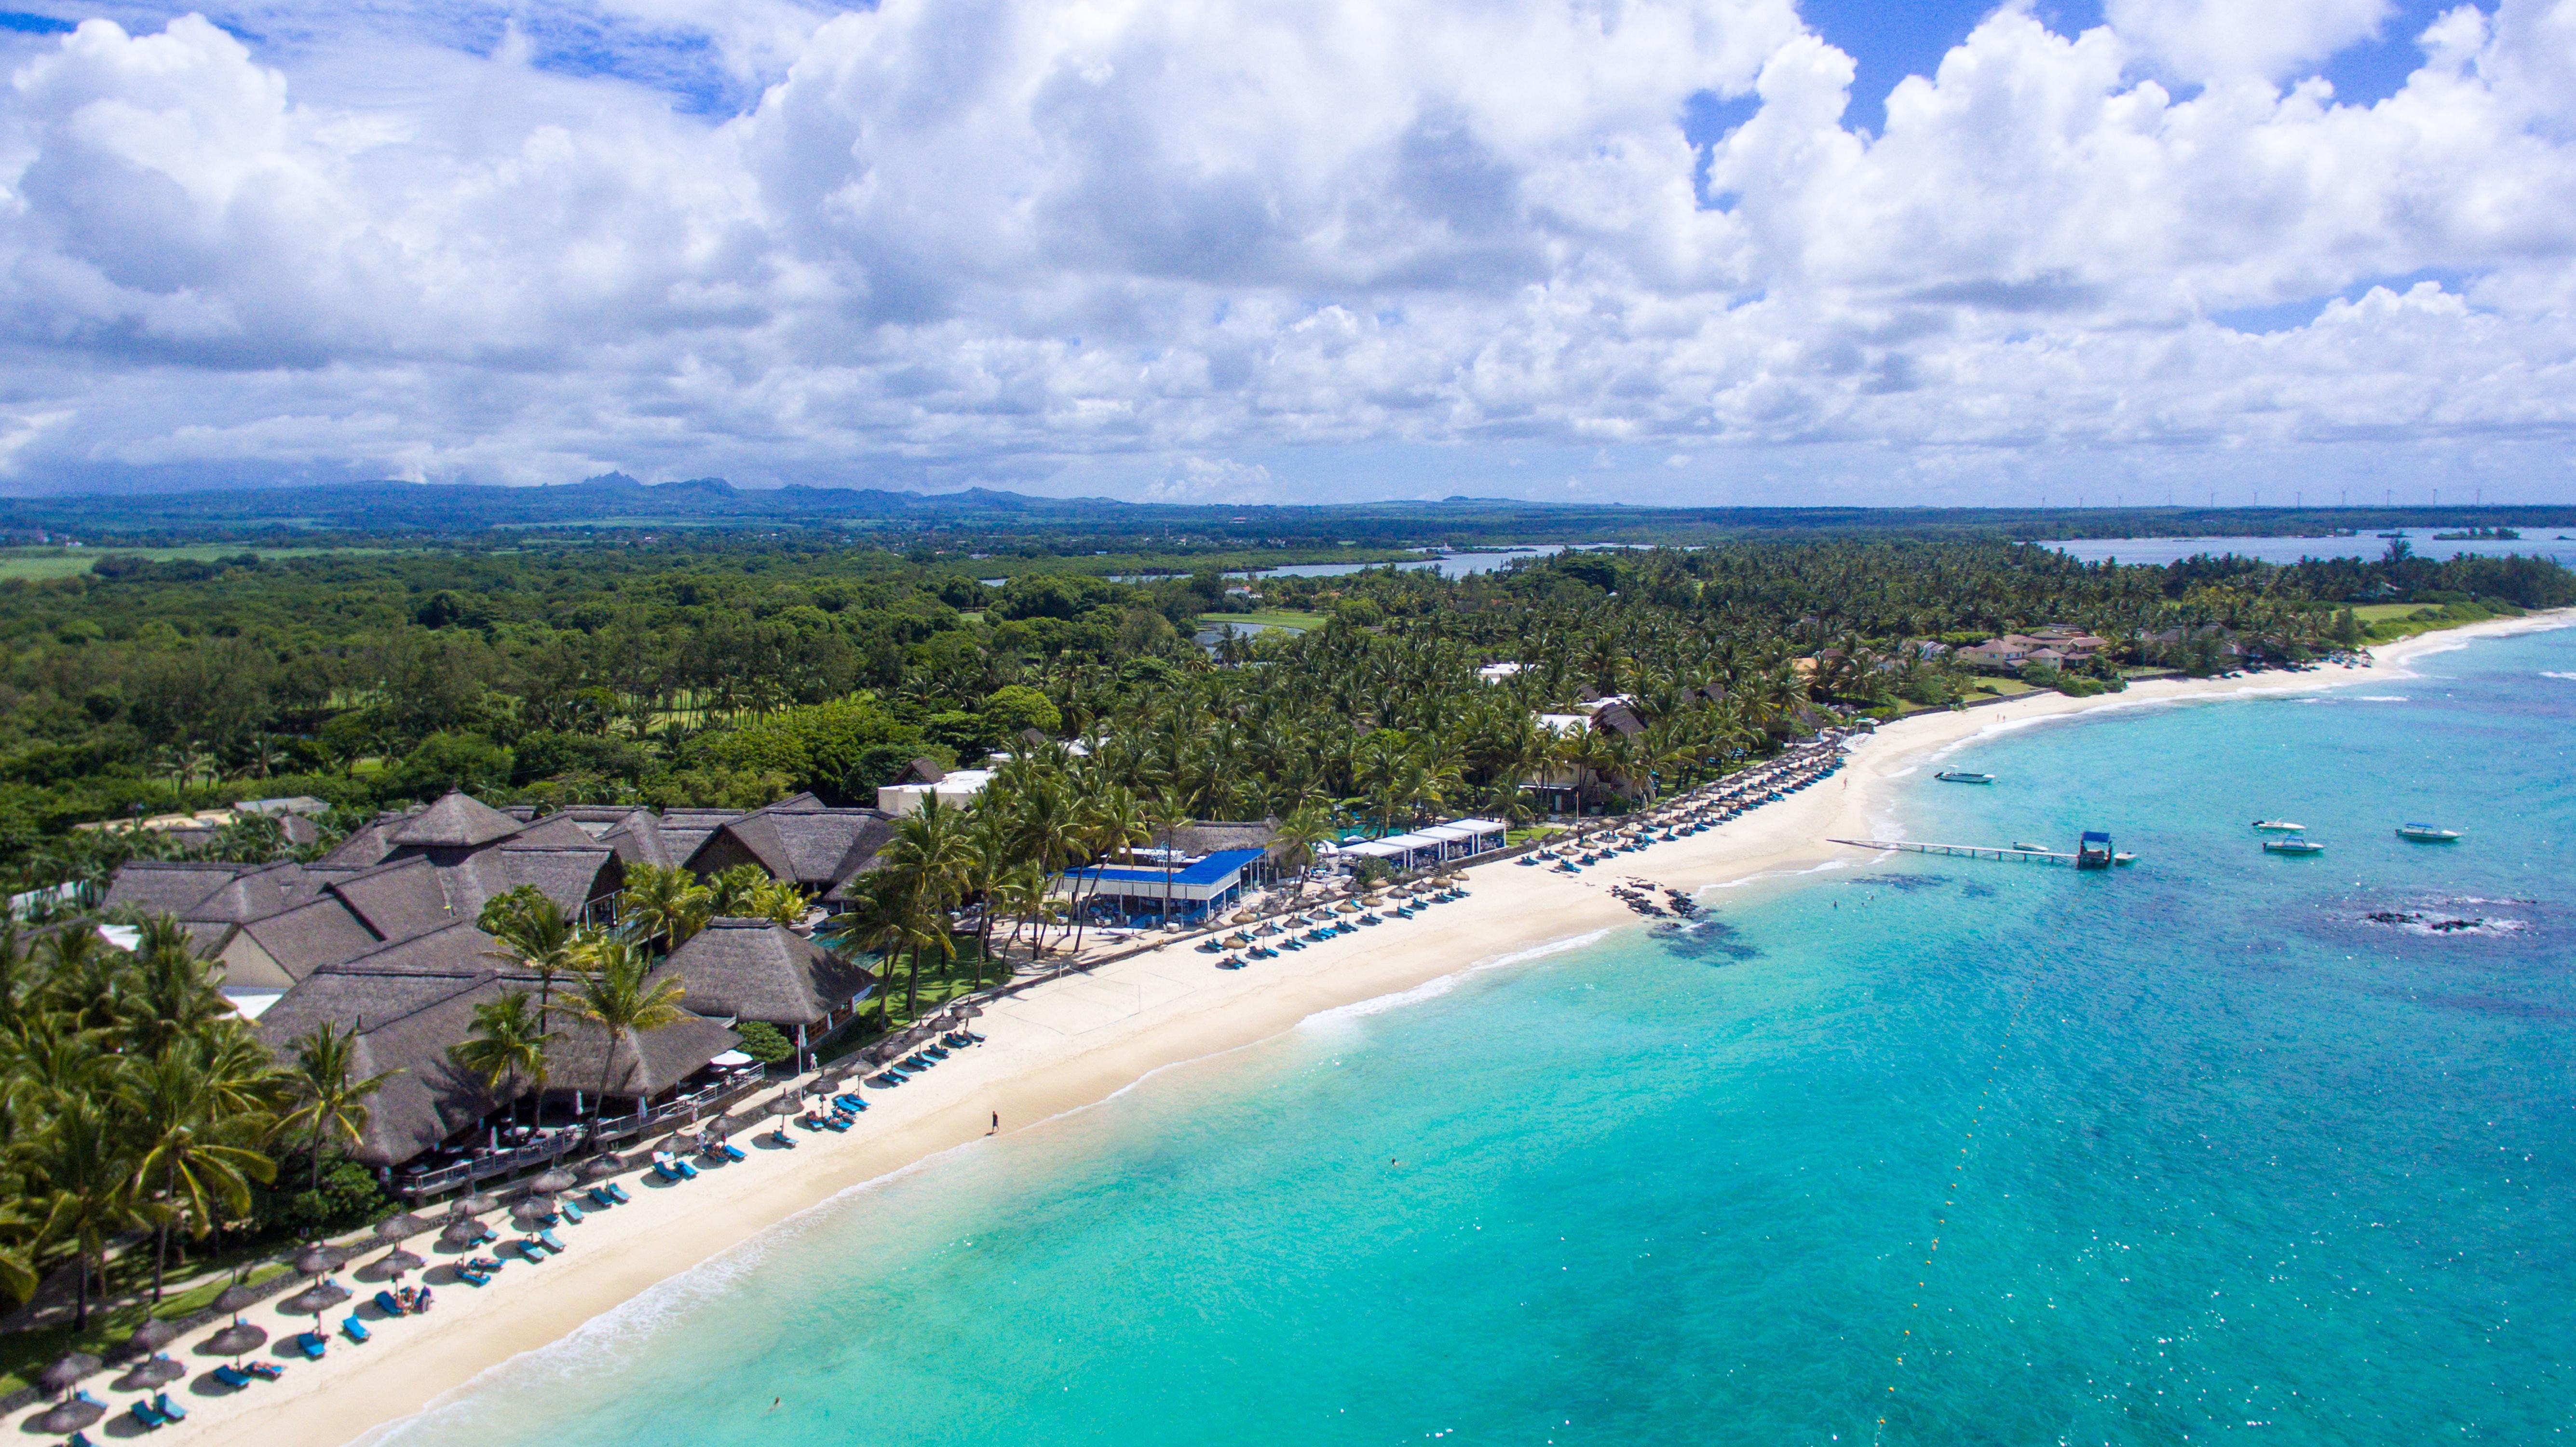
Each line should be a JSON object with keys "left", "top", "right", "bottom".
{"left": 1651, "top": 919, "right": 1760, "bottom": 964}
{"left": 2365, "top": 911, "right": 2423, "bottom": 926}
{"left": 1857, "top": 873, "right": 1948, "bottom": 894}
{"left": 2427, "top": 918, "right": 2485, "bottom": 933}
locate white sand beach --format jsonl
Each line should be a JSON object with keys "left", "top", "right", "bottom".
{"left": 32, "top": 611, "right": 2565, "bottom": 1447}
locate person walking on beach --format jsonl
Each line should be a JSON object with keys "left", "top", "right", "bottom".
{"left": 989, "top": 1111, "right": 1000, "bottom": 1135}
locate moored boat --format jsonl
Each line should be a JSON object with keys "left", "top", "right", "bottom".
{"left": 2396, "top": 823, "right": 2462, "bottom": 842}
{"left": 1935, "top": 770, "right": 1996, "bottom": 784}
{"left": 2264, "top": 836, "right": 2327, "bottom": 855}
{"left": 2251, "top": 819, "right": 2305, "bottom": 832}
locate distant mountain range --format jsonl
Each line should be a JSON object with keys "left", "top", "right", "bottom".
{"left": 0, "top": 473, "right": 2567, "bottom": 546}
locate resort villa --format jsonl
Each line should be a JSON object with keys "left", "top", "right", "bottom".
{"left": 99, "top": 789, "right": 887, "bottom": 1197}
{"left": 1955, "top": 627, "right": 2112, "bottom": 671}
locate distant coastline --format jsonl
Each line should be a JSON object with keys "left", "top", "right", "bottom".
{"left": 95, "top": 609, "right": 2571, "bottom": 1447}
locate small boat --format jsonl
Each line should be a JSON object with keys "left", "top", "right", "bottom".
{"left": 2396, "top": 823, "right": 2462, "bottom": 843}
{"left": 2251, "top": 819, "right": 2306, "bottom": 832}
{"left": 2264, "top": 836, "right": 2327, "bottom": 855}
{"left": 2010, "top": 842, "right": 2049, "bottom": 852}
{"left": 2112, "top": 852, "right": 2138, "bottom": 866}
{"left": 1935, "top": 771, "right": 1995, "bottom": 784}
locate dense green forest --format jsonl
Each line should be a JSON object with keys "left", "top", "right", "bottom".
{"left": 1, "top": 530, "right": 2568, "bottom": 900}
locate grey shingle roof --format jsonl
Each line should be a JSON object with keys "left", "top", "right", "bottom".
{"left": 1172, "top": 820, "right": 1282, "bottom": 858}
{"left": 231, "top": 897, "right": 382, "bottom": 982}
{"left": 256, "top": 964, "right": 519, "bottom": 1168}
{"left": 491, "top": 846, "right": 622, "bottom": 915}
{"left": 101, "top": 861, "right": 248, "bottom": 916}
{"left": 318, "top": 819, "right": 400, "bottom": 868}
{"left": 508, "top": 815, "right": 597, "bottom": 848}
{"left": 542, "top": 1012, "right": 739, "bottom": 1102}
{"left": 386, "top": 792, "right": 525, "bottom": 850}
{"left": 686, "top": 803, "right": 897, "bottom": 897}
{"left": 660, "top": 918, "right": 876, "bottom": 1027}
{"left": 327, "top": 858, "right": 475, "bottom": 940}
{"left": 178, "top": 861, "right": 322, "bottom": 925}
{"left": 595, "top": 812, "right": 679, "bottom": 869}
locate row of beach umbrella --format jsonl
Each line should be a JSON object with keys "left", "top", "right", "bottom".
{"left": 30, "top": 1015, "right": 1005, "bottom": 1416}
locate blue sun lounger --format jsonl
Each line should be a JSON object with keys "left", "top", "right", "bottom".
{"left": 152, "top": 1393, "right": 185, "bottom": 1423}
{"left": 131, "top": 1399, "right": 171, "bottom": 1430}
{"left": 536, "top": 1229, "right": 568, "bottom": 1254}
{"left": 342, "top": 1314, "right": 371, "bottom": 1343}
{"left": 374, "top": 1289, "right": 406, "bottom": 1316}
{"left": 210, "top": 1364, "right": 255, "bottom": 1390}
{"left": 295, "top": 1329, "right": 326, "bottom": 1359}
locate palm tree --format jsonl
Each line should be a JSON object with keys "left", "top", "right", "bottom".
{"left": 875, "top": 796, "right": 979, "bottom": 1011}
{"left": 1274, "top": 805, "right": 1336, "bottom": 897}
{"left": 117, "top": 915, "right": 232, "bottom": 1058}
{"left": 1144, "top": 790, "right": 1190, "bottom": 928}
{"left": 566, "top": 941, "right": 689, "bottom": 1128}
{"left": 122, "top": 1043, "right": 277, "bottom": 1302}
{"left": 704, "top": 862, "right": 772, "bottom": 917}
{"left": 619, "top": 863, "right": 713, "bottom": 953}
{"left": 276, "top": 1024, "right": 395, "bottom": 1191}
{"left": 448, "top": 990, "right": 557, "bottom": 1131}
{"left": 1070, "top": 785, "right": 1151, "bottom": 955}
{"left": 28, "top": 1095, "right": 139, "bottom": 1329}
{"left": 748, "top": 878, "right": 812, "bottom": 929}
{"left": 478, "top": 887, "right": 584, "bottom": 1028}
{"left": 831, "top": 875, "right": 914, "bottom": 1030}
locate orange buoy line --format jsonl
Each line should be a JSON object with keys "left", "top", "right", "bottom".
{"left": 1871, "top": 965, "right": 2047, "bottom": 1442}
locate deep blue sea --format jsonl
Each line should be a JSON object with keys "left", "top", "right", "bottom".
{"left": 381, "top": 626, "right": 2576, "bottom": 1447}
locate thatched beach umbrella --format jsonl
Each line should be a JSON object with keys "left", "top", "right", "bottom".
{"left": 294, "top": 1243, "right": 347, "bottom": 1277}
{"left": 33, "top": 1399, "right": 104, "bottom": 1434}
{"left": 375, "top": 1212, "right": 430, "bottom": 1242}
{"left": 213, "top": 1282, "right": 266, "bottom": 1318}
{"left": 281, "top": 1280, "right": 350, "bottom": 1316}
{"left": 113, "top": 1355, "right": 184, "bottom": 1392}
{"left": 378, "top": 1247, "right": 425, "bottom": 1276}
{"left": 580, "top": 1153, "right": 624, "bottom": 1182}
{"left": 128, "top": 1318, "right": 181, "bottom": 1353}
{"left": 39, "top": 1352, "right": 99, "bottom": 1397}
{"left": 205, "top": 1322, "right": 266, "bottom": 1357}
{"left": 531, "top": 1167, "right": 579, "bottom": 1196}
{"left": 768, "top": 1093, "right": 802, "bottom": 1118}
{"left": 509, "top": 1199, "right": 555, "bottom": 1227}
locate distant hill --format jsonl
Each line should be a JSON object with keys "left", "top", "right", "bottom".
{"left": 1, "top": 473, "right": 2569, "bottom": 547}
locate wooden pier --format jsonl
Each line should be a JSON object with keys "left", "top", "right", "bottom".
{"left": 1830, "top": 833, "right": 2127, "bottom": 870}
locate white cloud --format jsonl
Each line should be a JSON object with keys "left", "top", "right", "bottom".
{"left": 0, "top": 0, "right": 2568, "bottom": 501}
{"left": 2105, "top": 0, "right": 2391, "bottom": 83}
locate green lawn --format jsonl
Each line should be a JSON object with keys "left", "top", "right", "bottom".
{"left": 1196, "top": 610, "right": 1327, "bottom": 633}
{"left": 0, "top": 545, "right": 390, "bottom": 581}
{"left": 0, "top": 1260, "right": 294, "bottom": 1395}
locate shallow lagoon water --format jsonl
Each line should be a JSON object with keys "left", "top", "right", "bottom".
{"left": 382, "top": 628, "right": 2576, "bottom": 1447}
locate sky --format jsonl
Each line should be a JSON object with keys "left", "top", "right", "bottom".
{"left": 0, "top": 0, "right": 2571, "bottom": 506}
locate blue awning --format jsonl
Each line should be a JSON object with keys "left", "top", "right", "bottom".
{"left": 1071, "top": 848, "right": 1268, "bottom": 887}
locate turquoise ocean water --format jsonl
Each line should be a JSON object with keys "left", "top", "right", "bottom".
{"left": 381, "top": 627, "right": 2576, "bottom": 1447}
